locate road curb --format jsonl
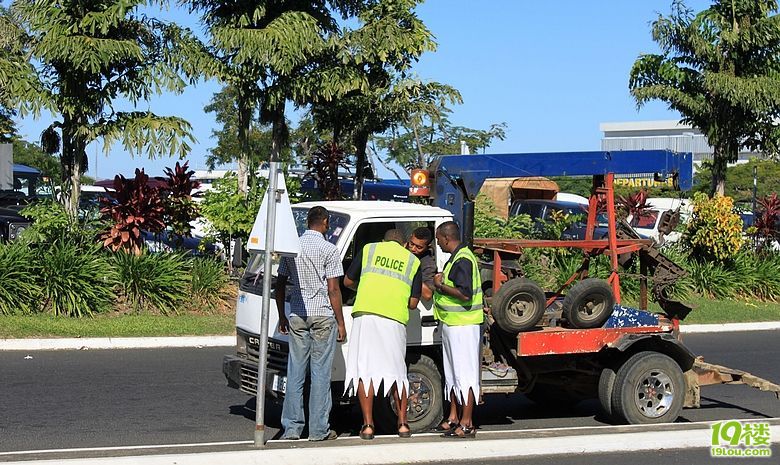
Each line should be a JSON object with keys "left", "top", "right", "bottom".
{"left": 1, "top": 321, "right": 779, "bottom": 351}
{"left": 0, "top": 336, "right": 234, "bottom": 351}
{"left": 1, "top": 419, "right": 777, "bottom": 464}
{"left": 680, "top": 321, "right": 780, "bottom": 333}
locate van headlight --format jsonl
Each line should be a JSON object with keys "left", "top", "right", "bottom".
{"left": 8, "top": 222, "right": 29, "bottom": 241}
{"left": 237, "top": 334, "right": 247, "bottom": 356}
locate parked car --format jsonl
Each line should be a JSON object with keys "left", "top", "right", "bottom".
{"left": 508, "top": 199, "right": 612, "bottom": 240}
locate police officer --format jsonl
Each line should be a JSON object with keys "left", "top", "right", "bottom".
{"left": 343, "top": 229, "right": 422, "bottom": 440}
{"left": 432, "top": 221, "right": 483, "bottom": 438}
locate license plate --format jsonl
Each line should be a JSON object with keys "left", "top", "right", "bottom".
{"left": 272, "top": 374, "right": 287, "bottom": 394}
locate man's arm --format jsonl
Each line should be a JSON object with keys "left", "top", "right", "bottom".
{"left": 408, "top": 267, "right": 422, "bottom": 309}
{"left": 432, "top": 257, "right": 472, "bottom": 303}
{"left": 343, "top": 247, "right": 363, "bottom": 291}
{"left": 420, "top": 256, "right": 435, "bottom": 301}
{"left": 324, "top": 246, "right": 347, "bottom": 342}
{"left": 327, "top": 277, "right": 346, "bottom": 342}
{"left": 420, "top": 282, "right": 433, "bottom": 301}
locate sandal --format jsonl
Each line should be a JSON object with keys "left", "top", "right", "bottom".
{"left": 433, "top": 419, "right": 458, "bottom": 433}
{"left": 443, "top": 424, "right": 477, "bottom": 438}
{"left": 359, "top": 424, "right": 374, "bottom": 440}
{"left": 397, "top": 422, "right": 412, "bottom": 438}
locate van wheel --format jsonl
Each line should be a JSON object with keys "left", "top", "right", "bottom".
{"left": 562, "top": 278, "right": 614, "bottom": 329}
{"left": 375, "top": 354, "right": 443, "bottom": 433}
{"left": 491, "top": 278, "right": 546, "bottom": 333}
{"left": 597, "top": 367, "right": 617, "bottom": 421}
{"left": 611, "top": 351, "right": 685, "bottom": 424}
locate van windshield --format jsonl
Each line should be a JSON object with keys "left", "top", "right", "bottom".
{"left": 291, "top": 207, "right": 350, "bottom": 245}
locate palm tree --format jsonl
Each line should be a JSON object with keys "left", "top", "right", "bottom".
{"left": 630, "top": 0, "right": 780, "bottom": 196}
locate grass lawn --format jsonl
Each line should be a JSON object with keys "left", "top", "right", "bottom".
{"left": 1, "top": 296, "right": 778, "bottom": 339}
{"left": 0, "top": 313, "right": 235, "bottom": 339}
{"left": 627, "top": 295, "right": 780, "bottom": 325}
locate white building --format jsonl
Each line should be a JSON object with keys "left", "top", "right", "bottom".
{"left": 600, "top": 120, "right": 762, "bottom": 166}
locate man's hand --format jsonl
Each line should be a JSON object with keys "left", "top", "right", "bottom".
{"left": 433, "top": 273, "right": 443, "bottom": 290}
{"left": 336, "top": 323, "right": 347, "bottom": 343}
{"left": 278, "top": 315, "right": 289, "bottom": 335}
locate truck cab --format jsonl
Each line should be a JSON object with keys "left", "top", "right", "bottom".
{"left": 223, "top": 200, "right": 454, "bottom": 428}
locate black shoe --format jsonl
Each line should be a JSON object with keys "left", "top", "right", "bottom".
{"left": 359, "top": 424, "right": 375, "bottom": 440}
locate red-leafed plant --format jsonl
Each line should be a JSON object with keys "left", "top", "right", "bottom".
{"left": 616, "top": 189, "right": 650, "bottom": 220}
{"left": 162, "top": 161, "right": 200, "bottom": 244}
{"left": 754, "top": 193, "right": 780, "bottom": 247}
{"left": 305, "top": 141, "right": 347, "bottom": 200}
{"left": 101, "top": 168, "right": 166, "bottom": 255}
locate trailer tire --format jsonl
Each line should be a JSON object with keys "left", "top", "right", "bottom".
{"left": 374, "top": 354, "right": 443, "bottom": 434}
{"left": 597, "top": 367, "right": 617, "bottom": 421}
{"left": 491, "top": 278, "right": 546, "bottom": 333}
{"left": 561, "top": 278, "right": 614, "bottom": 329}
{"left": 611, "top": 351, "right": 685, "bottom": 424}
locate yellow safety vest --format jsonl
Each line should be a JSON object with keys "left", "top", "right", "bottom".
{"left": 434, "top": 246, "right": 484, "bottom": 326}
{"left": 353, "top": 241, "right": 420, "bottom": 325}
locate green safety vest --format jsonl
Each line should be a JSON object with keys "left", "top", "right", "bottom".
{"left": 353, "top": 241, "right": 420, "bottom": 325}
{"left": 434, "top": 246, "right": 484, "bottom": 326}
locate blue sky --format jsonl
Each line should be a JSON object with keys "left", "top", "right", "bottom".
{"left": 10, "top": 0, "right": 712, "bottom": 180}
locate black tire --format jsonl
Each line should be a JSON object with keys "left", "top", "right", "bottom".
{"left": 491, "top": 278, "right": 546, "bottom": 333}
{"left": 374, "top": 354, "right": 443, "bottom": 433}
{"left": 611, "top": 351, "right": 685, "bottom": 425}
{"left": 561, "top": 278, "right": 615, "bottom": 329}
{"left": 597, "top": 367, "right": 617, "bottom": 421}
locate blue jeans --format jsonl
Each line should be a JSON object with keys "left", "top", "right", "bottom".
{"left": 281, "top": 314, "right": 337, "bottom": 440}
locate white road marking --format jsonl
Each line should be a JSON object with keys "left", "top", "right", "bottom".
{"left": 1, "top": 420, "right": 776, "bottom": 464}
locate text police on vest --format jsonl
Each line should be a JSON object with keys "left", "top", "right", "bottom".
{"left": 375, "top": 255, "right": 405, "bottom": 272}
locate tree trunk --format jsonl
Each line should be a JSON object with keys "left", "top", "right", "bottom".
{"left": 710, "top": 147, "right": 728, "bottom": 197}
{"left": 237, "top": 85, "right": 254, "bottom": 197}
{"left": 352, "top": 130, "right": 370, "bottom": 200}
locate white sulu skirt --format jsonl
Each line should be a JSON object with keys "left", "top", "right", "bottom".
{"left": 344, "top": 313, "right": 408, "bottom": 398}
{"left": 441, "top": 322, "right": 481, "bottom": 405}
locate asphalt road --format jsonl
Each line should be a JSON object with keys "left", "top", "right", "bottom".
{"left": 1, "top": 330, "right": 778, "bottom": 456}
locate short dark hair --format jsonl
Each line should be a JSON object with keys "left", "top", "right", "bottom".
{"left": 436, "top": 221, "right": 460, "bottom": 241}
{"left": 411, "top": 227, "right": 433, "bottom": 244}
{"left": 384, "top": 228, "right": 405, "bottom": 244}
{"left": 307, "top": 206, "right": 329, "bottom": 228}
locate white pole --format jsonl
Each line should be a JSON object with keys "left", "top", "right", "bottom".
{"left": 254, "top": 160, "right": 280, "bottom": 448}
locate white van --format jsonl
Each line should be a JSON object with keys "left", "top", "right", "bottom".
{"left": 626, "top": 197, "right": 692, "bottom": 244}
{"left": 223, "top": 200, "right": 455, "bottom": 431}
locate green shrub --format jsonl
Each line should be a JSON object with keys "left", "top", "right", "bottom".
{"left": 474, "top": 193, "right": 534, "bottom": 239}
{"left": 190, "top": 257, "right": 229, "bottom": 306}
{"left": 114, "top": 251, "right": 190, "bottom": 314}
{"left": 0, "top": 242, "right": 41, "bottom": 314}
{"left": 39, "top": 242, "right": 116, "bottom": 317}
{"left": 686, "top": 260, "right": 737, "bottom": 300}
{"left": 685, "top": 193, "right": 744, "bottom": 262}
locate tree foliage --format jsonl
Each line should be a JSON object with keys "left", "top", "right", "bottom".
{"left": 379, "top": 111, "right": 506, "bottom": 171}
{"left": 693, "top": 158, "right": 780, "bottom": 203}
{"left": 1, "top": 0, "right": 198, "bottom": 217}
{"left": 629, "top": 0, "right": 780, "bottom": 196}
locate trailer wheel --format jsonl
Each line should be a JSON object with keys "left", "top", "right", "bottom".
{"left": 561, "top": 278, "right": 614, "bottom": 329}
{"left": 611, "top": 351, "right": 685, "bottom": 424}
{"left": 597, "top": 367, "right": 617, "bottom": 421}
{"left": 491, "top": 278, "right": 546, "bottom": 333}
{"left": 375, "top": 354, "right": 443, "bottom": 433}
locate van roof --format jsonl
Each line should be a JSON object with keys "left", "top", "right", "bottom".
{"left": 293, "top": 200, "right": 453, "bottom": 218}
